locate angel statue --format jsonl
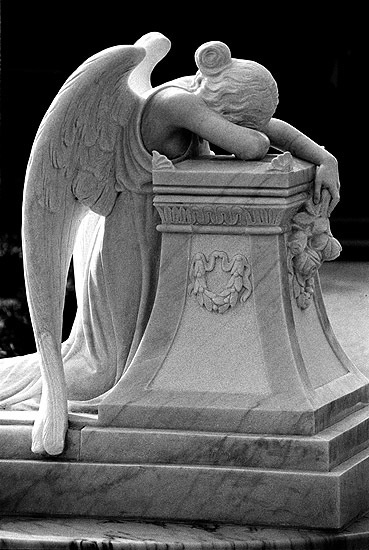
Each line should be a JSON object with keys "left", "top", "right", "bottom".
{"left": 0, "top": 32, "right": 340, "bottom": 455}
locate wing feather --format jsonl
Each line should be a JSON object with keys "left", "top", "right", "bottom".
{"left": 26, "top": 45, "right": 146, "bottom": 215}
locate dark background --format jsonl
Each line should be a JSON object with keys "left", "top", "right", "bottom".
{"left": 0, "top": 4, "right": 366, "bottom": 355}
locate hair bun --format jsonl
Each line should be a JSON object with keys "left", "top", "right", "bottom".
{"left": 195, "top": 41, "right": 232, "bottom": 76}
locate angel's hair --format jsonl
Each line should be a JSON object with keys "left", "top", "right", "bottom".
{"left": 190, "top": 41, "right": 279, "bottom": 130}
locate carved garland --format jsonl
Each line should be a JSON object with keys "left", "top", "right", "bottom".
{"left": 187, "top": 251, "right": 252, "bottom": 313}
{"left": 287, "top": 189, "right": 342, "bottom": 309}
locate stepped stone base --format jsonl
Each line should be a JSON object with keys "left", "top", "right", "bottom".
{"left": 1, "top": 406, "right": 369, "bottom": 529}
{"left": 1, "top": 513, "right": 369, "bottom": 549}
{"left": 1, "top": 157, "right": 368, "bottom": 536}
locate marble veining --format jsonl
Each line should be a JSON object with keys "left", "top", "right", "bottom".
{"left": 3, "top": 405, "right": 369, "bottom": 473}
{"left": 2, "top": 445, "right": 369, "bottom": 529}
{"left": 80, "top": 426, "right": 328, "bottom": 471}
{"left": 153, "top": 155, "right": 316, "bottom": 188}
{"left": 100, "top": 158, "right": 366, "bottom": 444}
{"left": 1, "top": 512, "right": 369, "bottom": 549}
{"left": 0, "top": 425, "right": 81, "bottom": 461}
{"left": 79, "top": 403, "right": 369, "bottom": 472}
{"left": 1, "top": 32, "right": 341, "bottom": 459}
{"left": 0, "top": 264, "right": 367, "bottom": 534}
{"left": 0, "top": 30, "right": 364, "bottom": 536}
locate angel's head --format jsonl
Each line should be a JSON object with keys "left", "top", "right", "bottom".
{"left": 190, "top": 41, "right": 279, "bottom": 131}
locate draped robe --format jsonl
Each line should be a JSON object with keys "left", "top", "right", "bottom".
{"left": 0, "top": 85, "right": 209, "bottom": 412}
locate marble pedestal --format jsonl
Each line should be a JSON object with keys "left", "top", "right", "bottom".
{"left": 101, "top": 155, "right": 369, "bottom": 437}
{"left": 100, "top": 154, "right": 369, "bottom": 528}
{"left": 1, "top": 156, "right": 368, "bottom": 531}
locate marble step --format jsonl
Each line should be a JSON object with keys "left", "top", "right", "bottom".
{"left": 1, "top": 405, "right": 369, "bottom": 472}
{"left": 1, "top": 445, "right": 369, "bottom": 529}
{"left": 79, "top": 405, "right": 369, "bottom": 472}
{"left": 1, "top": 513, "right": 369, "bottom": 549}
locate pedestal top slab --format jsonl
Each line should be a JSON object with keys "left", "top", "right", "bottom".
{"left": 153, "top": 154, "right": 315, "bottom": 191}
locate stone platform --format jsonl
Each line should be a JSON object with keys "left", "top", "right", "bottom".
{"left": 1, "top": 261, "right": 368, "bottom": 535}
{"left": 1, "top": 154, "right": 368, "bottom": 541}
{"left": 1, "top": 512, "right": 369, "bottom": 549}
{"left": 1, "top": 408, "right": 369, "bottom": 529}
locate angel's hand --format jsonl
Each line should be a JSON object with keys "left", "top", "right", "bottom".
{"left": 313, "top": 155, "right": 340, "bottom": 216}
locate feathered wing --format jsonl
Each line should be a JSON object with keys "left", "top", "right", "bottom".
{"left": 30, "top": 46, "right": 138, "bottom": 214}
{"left": 22, "top": 33, "right": 171, "bottom": 455}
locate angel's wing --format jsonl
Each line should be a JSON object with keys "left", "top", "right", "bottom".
{"left": 27, "top": 32, "right": 171, "bottom": 215}
{"left": 22, "top": 33, "right": 171, "bottom": 456}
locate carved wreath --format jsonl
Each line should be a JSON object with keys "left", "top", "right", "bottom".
{"left": 187, "top": 251, "right": 252, "bottom": 313}
{"left": 287, "top": 189, "right": 342, "bottom": 309}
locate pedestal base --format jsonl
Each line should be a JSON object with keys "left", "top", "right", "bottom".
{"left": 1, "top": 405, "right": 369, "bottom": 529}
{"left": 1, "top": 513, "right": 369, "bottom": 549}
{"left": 1, "top": 448, "right": 369, "bottom": 529}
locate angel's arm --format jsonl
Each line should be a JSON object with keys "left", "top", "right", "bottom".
{"left": 264, "top": 118, "right": 340, "bottom": 215}
{"left": 156, "top": 88, "right": 271, "bottom": 160}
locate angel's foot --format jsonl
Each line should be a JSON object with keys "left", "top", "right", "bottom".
{"left": 31, "top": 394, "right": 68, "bottom": 455}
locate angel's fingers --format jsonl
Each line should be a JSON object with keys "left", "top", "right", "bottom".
{"left": 314, "top": 179, "right": 322, "bottom": 204}
{"left": 327, "top": 192, "right": 340, "bottom": 216}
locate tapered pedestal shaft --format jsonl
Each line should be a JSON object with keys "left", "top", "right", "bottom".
{"left": 100, "top": 155, "right": 369, "bottom": 434}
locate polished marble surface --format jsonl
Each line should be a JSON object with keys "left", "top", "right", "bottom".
{"left": 79, "top": 406, "right": 369, "bottom": 471}
{"left": 101, "top": 158, "right": 369, "bottom": 444}
{"left": 320, "top": 261, "right": 369, "bottom": 379}
{"left": 2, "top": 444, "right": 369, "bottom": 529}
{"left": 100, "top": 242, "right": 368, "bottom": 440}
{"left": 1, "top": 512, "right": 369, "bottom": 549}
{"left": 0, "top": 262, "right": 368, "bottom": 541}
{"left": 0, "top": 262, "right": 368, "bottom": 533}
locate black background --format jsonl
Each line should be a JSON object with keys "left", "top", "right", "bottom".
{"left": 0, "top": 4, "right": 366, "bottom": 256}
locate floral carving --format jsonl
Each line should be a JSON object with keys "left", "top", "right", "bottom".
{"left": 187, "top": 251, "right": 252, "bottom": 313}
{"left": 287, "top": 189, "right": 342, "bottom": 309}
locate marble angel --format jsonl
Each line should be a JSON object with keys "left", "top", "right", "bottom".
{"left": 0, "top": 32, "right": 340, "bottom": 455}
